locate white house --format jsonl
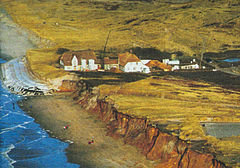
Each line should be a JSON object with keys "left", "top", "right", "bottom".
{"left": 162, "top": 59, "right": 180, "bottom": 71}
{"left": 181, "top": 64, "right": 200, "bottom": 70}
{"left": 61, "top": 50, "right": 98, "bottom": 71}
{"left": 180, "top": 59, "right": 204, "bottom": 70}
{"left": 162, "top": 59, "right": 180, "bottom": 65}
{"left": 124, "top": 62, "right": 150, "bottom": 73}
{"left": 118, "top": 52, "right": 150, "bottom": 73}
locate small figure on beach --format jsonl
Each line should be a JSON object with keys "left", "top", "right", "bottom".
{"left": 88, "top": 137, "right": 94, "bottom": 144}
{"left": 63, "top": 125, "right": 69, "bottom": 130}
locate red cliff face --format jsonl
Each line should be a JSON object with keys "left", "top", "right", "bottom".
{"left": 78, "top": 94, "right": 226, "bottom": 168}
{"left": 58, "top": 80, "right": 79, "bottom": 92}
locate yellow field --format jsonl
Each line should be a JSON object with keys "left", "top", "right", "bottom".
{"left": 3, "top": 0, "right": 240, "bottom": 53}
{"left": 2, "top": 0, "right": 240, "bottom": 80}
{"left": 99, "top": 76, "right": 240, "bottom": 165}
{"left": 99, "top": 76, "right": 240, "bottom": 124}
{"left": 26, "top": 48, "right": 68, "bottom": 79}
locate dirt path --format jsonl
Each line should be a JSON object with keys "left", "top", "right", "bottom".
{"left": 20, "top": 94, "right": 157, "bottom": 168}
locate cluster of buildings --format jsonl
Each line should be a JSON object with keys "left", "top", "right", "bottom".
{"left": 59, "top": 50, "right": 203, "bottom": 73}
{"left": 162, "top": 58, "right": 203, "bottom": 71}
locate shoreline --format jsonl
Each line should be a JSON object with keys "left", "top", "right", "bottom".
{"left": 0, "top": 8, "right": 52, "bottom": 96}
{"left": 1, "top": 5, "right": 155, "bottom": 167}
{"left": 19, "top": 93, "right": 157, "bottom": 168}
{"left": 0, "top": 3, "right": 238, "bottom": 167}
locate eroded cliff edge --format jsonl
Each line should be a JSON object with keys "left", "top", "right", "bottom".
{"left": 62, "top": 80, "right": 227, "bottom": 168}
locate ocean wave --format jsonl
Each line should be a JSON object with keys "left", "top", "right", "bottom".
{"left": 0, "top": 121, "right": 33, "bottom": 134}
{"left": 0, "top": 113, "right": 9, "bottom": 120}
{"left": 0, "top": 144, "right": 16, "bottom": 168}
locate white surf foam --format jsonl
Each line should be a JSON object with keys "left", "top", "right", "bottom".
{"left": 0, "top": 144, "right": 16, "bottom": 168}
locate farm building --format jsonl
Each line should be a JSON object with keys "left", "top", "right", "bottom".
{"left": 60, "top": 50, "right": 100, "bottom": 71}
{"left": 146, "top": 60, "right": 172, "bottom": 71}
{"left": 118, "top": 52, "right": 150, "bottom": 73}
{"left": 162, "top": 59, "right": 180, "bottom": 71}
{"left": 103, "top": 57, "right": 119, "bottom": 70}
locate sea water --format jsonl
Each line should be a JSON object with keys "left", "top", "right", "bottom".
{"left": 0, "top": 58, "right": 79, "bottom": 168}
{"left": 223, "top": 58, "right": 240, "bottom": 63}
{"left": 204, "top": 122, "right": 240, "bottom": 138}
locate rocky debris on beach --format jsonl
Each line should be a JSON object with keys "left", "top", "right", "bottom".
{"left": 1, "top": 57, "right": 53, "bottom": 96}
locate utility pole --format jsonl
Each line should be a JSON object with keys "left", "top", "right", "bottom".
{"left": 200, "top": 36, "right": 206, "bottom": 69}
{"left": 101, "top": 30, "right": 112, "bottom": 69}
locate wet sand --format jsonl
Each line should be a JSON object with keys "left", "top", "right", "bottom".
{"left": 19, "top": 93, "right": 157, "bottom": 168}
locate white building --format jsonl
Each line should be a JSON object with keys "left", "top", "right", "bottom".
{"left": 162, "top": 59, "right": 180, "bottom": 71}
{"left": 162, "top": 59, "right": 180, "bottom": 65}
{"left": 61, "top": 50, "right": 98, "bottom": 71}
{"left": 118, "top": 52, "right": 150, "bottom": 73}
{"left": 172, "top": 65, "right": 180, "bottom": 71}
{"left": 181, "top": 64, "right": 200, "bottom": 70}
{"left": 124, "top": 62, "right": 150, "bottom": 73}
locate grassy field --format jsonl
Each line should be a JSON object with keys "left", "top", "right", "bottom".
{"left": 3, "top": 0, "right": 240, "bottom": 53}
{"left": 98, "top": 75, "right": 240, "bottom": 166}
{"left": 26, "top": 48, "right": 68, "bottom": 79}
{"left": 2, "top": 0, "right": 240, "bottom": 79}
{"left": 99, "top": 76, "right": 240, "bottom": 124}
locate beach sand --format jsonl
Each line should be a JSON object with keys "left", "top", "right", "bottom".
{"left": 19, "top": 93, "right": 157, "bottom": 168}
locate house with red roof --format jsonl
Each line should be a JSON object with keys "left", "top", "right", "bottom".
{"left": 60, "top": 50, "right": 151, "bottom": 73}
{"left": 118, "top": 52, "right": 150, "bottom": 73}
{"left": 146, "top": 60, "right": 172, "bottom": 72}
{"left": 103, "top": 57, "right": 119, "bottom": 70}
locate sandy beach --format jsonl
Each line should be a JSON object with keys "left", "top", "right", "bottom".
{"left": 19, "top": 93, "right": 157, "bottom": 168}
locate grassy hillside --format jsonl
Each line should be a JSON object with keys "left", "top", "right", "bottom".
{"left": 3, "top": 0, "right": 240, "bottom": 52}
{"left": 2, "top": 0, "right": 240, "bottom": 79}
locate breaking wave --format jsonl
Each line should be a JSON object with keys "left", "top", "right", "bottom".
{"left": 0, "top": 58, "right": 79, "bottom": 168}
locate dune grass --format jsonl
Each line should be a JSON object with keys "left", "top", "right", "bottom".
{"left": 99, "top": 76, "right": 240, "bottom": 166}
{"left": 100, "top": 76, "right": 240, "bottom": 124}
{"left": 26, "top": 48, "right": 67, "bottom": 79}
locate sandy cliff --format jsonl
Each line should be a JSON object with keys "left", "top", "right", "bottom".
{"left": 62, "top": 82, "right": 227, "bottom": 168}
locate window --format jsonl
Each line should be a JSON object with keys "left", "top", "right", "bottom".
{"left": 72, "top": 55, "right": 78, "bottom": 66}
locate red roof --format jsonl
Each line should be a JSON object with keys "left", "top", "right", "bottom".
{"left": 62, "top": 50, "right": 96, "bottom": 66}
{"left": 104, "top": 57, "right": 118, "bottom": 64}
{"left": 118, "top": 52, "right": 140, "bottom": 66}
{"left": 146, "top": 60, "right": 172, "bottom": 70}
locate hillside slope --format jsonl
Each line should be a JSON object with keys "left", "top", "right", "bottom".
{"left": 2, "top": 0, "right": 240, "bottom": 55}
